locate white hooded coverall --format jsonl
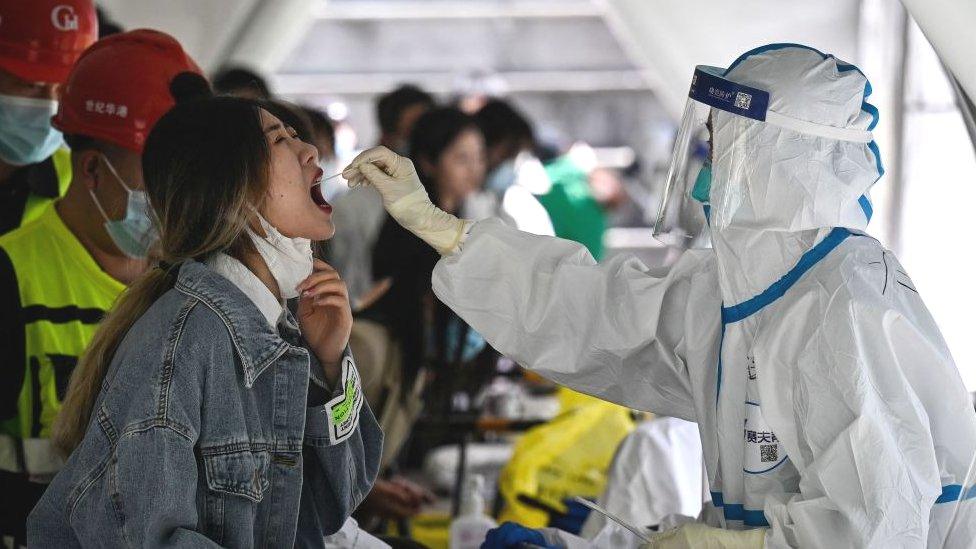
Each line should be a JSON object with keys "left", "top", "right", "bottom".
{"left": 430, "top": 45, "right": 976, "bottom": 548}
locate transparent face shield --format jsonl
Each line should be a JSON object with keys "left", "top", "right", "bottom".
{"left": 652, "top": 98, "right": 712, "bottom": 247}
{"left": 654, "top": 66, "right": 879, "bottom": 246}
{"left": 653, "top": 66, "right": 773, "bottom": 246}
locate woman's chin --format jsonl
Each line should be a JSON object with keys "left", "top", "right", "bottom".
{"left": 309, "top": 218, "right": 335, "bottom": 241}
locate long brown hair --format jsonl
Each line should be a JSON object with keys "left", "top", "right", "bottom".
{"left": 53, "top": 82, "right": 272, "bottom": 455}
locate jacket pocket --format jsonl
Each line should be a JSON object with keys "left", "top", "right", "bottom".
{"left": 202, "top": 449, "right": 270, "bottom": 503}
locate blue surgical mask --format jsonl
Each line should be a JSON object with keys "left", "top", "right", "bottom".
{"left": 0, "top": 94, "right": 64, "bottom": 167}
{"left": 90, "top": 155, "right": 158, "bottom": 259}
{"left": 485, "top": 159, "right": 517, "bottom": 194}
{"left": 691, "top": 163, "right": 712, "bottom": 203}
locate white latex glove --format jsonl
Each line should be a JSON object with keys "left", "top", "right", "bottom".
{"left": 640, "top": 524, "right": 766, "bottom": 549}
{"left": 342, "top": 146, "right": 470, "bottom": 255}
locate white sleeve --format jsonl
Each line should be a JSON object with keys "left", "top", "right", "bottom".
{"left": 432, "top": 218, "right": 714, "bottom": 419}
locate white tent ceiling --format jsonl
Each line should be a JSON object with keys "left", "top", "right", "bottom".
{"left": 97, "top": 0, "right": 866, "bottom": 119}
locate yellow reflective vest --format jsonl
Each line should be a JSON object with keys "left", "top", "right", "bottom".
{"left": 19, "top": 148, "right": 72, "bottom": 228}
{"left": 0, "top": 203, "right": 125, "bottom": 476}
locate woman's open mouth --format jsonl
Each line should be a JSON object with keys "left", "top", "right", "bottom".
{"left": 310, "top": 168, "right": 333, "bottom": 213}
{"left": 311, "top": 183, "right": 332, "bottom": 212}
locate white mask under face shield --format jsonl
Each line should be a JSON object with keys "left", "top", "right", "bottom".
{"left": 653, "top": 66, "right": 877, "bottom": 245}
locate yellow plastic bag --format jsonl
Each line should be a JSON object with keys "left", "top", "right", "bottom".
{"left": 497, "top": 390, "right": 635, "bottom": 527}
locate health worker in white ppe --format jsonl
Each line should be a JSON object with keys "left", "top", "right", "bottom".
{"left": 343, "top": 44, "right": 976, "bottom": 549}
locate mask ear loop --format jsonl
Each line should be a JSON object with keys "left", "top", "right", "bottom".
{"left": 99, "top": 152, "right": 134, "bottom": 193}
{"left": 86, "top": 154, "right": 121, "bottom": 224}
{"left": 87, "top": 187, "right": 112, "bottom": 223}
{"left": 94, "top": 152, "right": 165, "bottom": 231}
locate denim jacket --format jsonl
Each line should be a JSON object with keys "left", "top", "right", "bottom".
{"left": 28, "top": 260, "right": 382, "bottom": 547}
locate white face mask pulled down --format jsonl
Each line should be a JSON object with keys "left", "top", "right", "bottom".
{"left": 247, "top": 213, "right": 313, "bottom": 299}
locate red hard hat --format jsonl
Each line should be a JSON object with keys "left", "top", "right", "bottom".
{"left": 52, "top": 29, "right": 204, "bottom": 153}
{"left": 0, "top": 0, "right": 98, "bottom": 84}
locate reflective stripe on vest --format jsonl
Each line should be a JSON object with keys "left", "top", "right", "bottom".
{"left": 0, "top": 434, "right": 63, "bottom": 476}
{"left": 0, "top": 433, "right": 18, "bottom": 472}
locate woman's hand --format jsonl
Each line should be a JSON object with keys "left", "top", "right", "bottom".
{"left": 358, "top": 477, "right": 436, "bottom": 520}
{"left": 296, "top": 259, "right": 353, "bottom": 384}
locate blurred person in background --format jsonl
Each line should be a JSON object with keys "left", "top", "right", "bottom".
{"left": 0, "top": 29, "right": 201, "bottom": 547}
{"left": 538, "top": 149, "right": 610, "bottom": 261}
{"left": 377, "top": 85, "right": 436, "bottom": 156}
{"left": 303, "top": 105, "right": 344, "bottom": 202}
{"left": 327, "top": 84, "right": 435, "bottom": 306}
{"left": 0, "top": 0, "right": 97, "bottom": 236}
{"left": 355, "top": 107, "right": 486, "bottom": 526}
{"left": 303, "top": 105, "right": 337, "bottom": 172}
{"left": 29, "top": 79, "right": 381, "bottom": 548}
{"left": 470, "top": 99, "right": 553, "bottom": 236}
{"left": 212, "top": 65, "right": 272, "bottom": 100}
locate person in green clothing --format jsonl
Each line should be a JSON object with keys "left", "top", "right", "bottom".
{"left": 0, "top": 30, "right": 203, "bottom": 547}
{"left": 539, "top": 154, "right": 608, "bottom": 261}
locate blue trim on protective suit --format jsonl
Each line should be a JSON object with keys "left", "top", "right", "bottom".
{"left": 721, "top": 228, "right": 853, "bottom": 324}
{"left": 936, "top": 484, "right": 976, "bottom": 504}
{"left": 715, "top": 322, "right": 725, "bottom": 406}
{"left": 858, "top": 195, "right": 873, "bottom": 221}
{"left": 711, "top": 484, "right": 974, "bottom": 529}
{"left": 710, "top": 492, "right": 770, "bottom": 527}
{"left": 867, "top": 140, "right": 885, "bottom": 178}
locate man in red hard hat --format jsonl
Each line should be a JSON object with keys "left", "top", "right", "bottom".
{"left": 0, "top": 0, "right": 98, "bottom": 235}
{"left": 0, "top": 29, "right": 204, "bottom": 547}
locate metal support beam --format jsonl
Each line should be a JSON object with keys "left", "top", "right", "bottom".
{"left": 313, "top": 1, "right": 604, "bottom": 21}
{"left": 901, "top": 0, "right": 976, "bottom": 104}
{"left": 274, "top": 69, "right": 649, "bottom": 96}
{"left": 884, "top": 12, "right": 910, "bottom": 255}
{"left": 219, "top": 0, "right": 320, "bottom": 76}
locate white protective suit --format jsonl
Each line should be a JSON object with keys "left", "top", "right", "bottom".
{"left": 581, "top": 417, "right": 707, "bottom": 540}
{"left": 427, "top": 45, "right": 976, "bottom": 548}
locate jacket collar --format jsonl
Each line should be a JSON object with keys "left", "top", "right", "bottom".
{"left": 174, "top": 259, "right": 292, "bottom": 387}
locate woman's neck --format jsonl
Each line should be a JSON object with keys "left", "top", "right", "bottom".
{"left": 238, "top": 249, "right": 281, "bottom": 301}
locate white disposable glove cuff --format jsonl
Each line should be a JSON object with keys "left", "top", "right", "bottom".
{"left": 641, "top": 524, "right": 766, "bottom": 549}
{"left": 387, "top": 187, "right": 472, "bottom": 256}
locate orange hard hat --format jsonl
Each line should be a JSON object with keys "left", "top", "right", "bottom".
{"left": 0, "top": 0, "right": 98, "bottom": 84}
{"left": 52, "top": 29, "right": 204, "bottom": 153}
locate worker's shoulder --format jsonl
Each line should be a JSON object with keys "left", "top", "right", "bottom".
{"left": 0, "top": 212, "right": 47, "bottom": 249}
{"left": 0, "top": 205, "right": 64, "bottom": 255}
{"left": 796, "top": 234, "right": 928, "bottom": 330}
